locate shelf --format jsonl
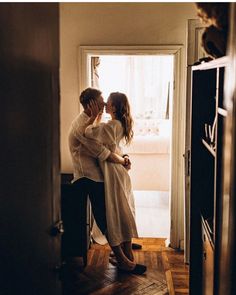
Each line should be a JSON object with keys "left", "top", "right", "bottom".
{"left": 202, "top": 139, "right": 216, "bottom": 157}
{"left": 192, "top": 56, "right": 229, "bottom": 71}
{"left": 218, "top": 107, "right": 227, "bottom": 117}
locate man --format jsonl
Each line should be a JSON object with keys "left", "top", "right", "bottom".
{"left": 67, "top": 87, "right": 129, "bottom": 267}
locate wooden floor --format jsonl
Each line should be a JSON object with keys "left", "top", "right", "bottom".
{"left": 62, "top": 238, "right": 189, "bottom": 295}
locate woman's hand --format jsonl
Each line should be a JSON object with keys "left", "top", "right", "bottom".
{"left": 95, "top": 111, "right": 103, "bottom": 124}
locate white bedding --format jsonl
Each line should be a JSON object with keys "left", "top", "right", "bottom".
{"left": 123, "top": 135, "right": 170, "bottom": 154}
{"left": 122, "top": 135, "right": 170, "bottom": 191}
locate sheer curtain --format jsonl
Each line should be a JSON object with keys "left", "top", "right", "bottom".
{"left": 91, "top": 56, "right": 100, "bottom": 89}
{"left": 91, "top": 55, "right": 174, "bottom": 136}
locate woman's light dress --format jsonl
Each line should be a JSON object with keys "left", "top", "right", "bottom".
{"left": 85, "top": 119, "right": 138, "bottom": 247}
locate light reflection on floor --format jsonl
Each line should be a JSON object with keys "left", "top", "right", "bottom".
{"left": 133, "top": 190, "right": 170, "bottom": 238}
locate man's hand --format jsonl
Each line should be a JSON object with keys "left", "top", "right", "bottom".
{"left": 86, "top": 100, "right": 103, "bottom": 126}
{"left": 107, "top": 153, "right": 131, "bottom": 170}
{"left": 88, "top": 100, "right": 101, "bottom": 121}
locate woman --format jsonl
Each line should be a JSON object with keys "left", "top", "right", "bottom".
{"left": 85, "top": 92, "right": 146, "bottom": 274}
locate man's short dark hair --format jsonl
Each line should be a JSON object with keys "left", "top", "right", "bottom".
{"left": 79, "top": 87, "right": 102, "bottom": 108}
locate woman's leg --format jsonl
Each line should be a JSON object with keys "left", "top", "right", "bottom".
{"left": 111, "top": 244, "right": 147, "bottom": 274}
{"left": 121, "top": 241, "right": 134, "bottom": 262}
{"left": 111, "top": 245, "right": 135, "bottom": 271}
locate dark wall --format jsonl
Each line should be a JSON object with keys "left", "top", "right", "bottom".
{"left": 0, "top": 4, "right": 61, "bottom": 295}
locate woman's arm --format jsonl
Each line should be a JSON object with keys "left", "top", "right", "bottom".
{"left": 85, "top": 123, "right": 131, "bottom": 167}
{"left": 85, "top": 101, "right": 129, "bottom": 166}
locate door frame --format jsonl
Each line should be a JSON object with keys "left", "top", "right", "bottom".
{"left": 78, "top": 45, "right": 184, "bottom": 248}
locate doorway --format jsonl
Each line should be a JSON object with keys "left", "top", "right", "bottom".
{"left": 79, "top": 45, "right": 184, "bottom": 248}
{"left": 90, "top": 54, "right": 173, "bottom": 240}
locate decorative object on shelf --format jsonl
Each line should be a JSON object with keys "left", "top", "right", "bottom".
{"left": 204, "top": 122, "right": 216, "bottom": 151}
{"left": 204, "top": 123, "right": 211, "bottom": 143}
{"left": 202, "top": 25, "right": 227, "bottom": 58}
{"left": 196, "top": 3, "right": 229, "bottom": 58}
{"left": 210, "top": 114, "right": 217, "bottom": 148}
{"left": 193, "top": 56, "right": 213, "bottom": 66}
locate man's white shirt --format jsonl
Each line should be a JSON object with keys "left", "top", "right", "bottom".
{"left": 68, "top": 112, "right": 111, "bottom": 183}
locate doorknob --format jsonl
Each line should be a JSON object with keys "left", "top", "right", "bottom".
{"left": 50, "top": 220, "right": 64, "bottom": 236}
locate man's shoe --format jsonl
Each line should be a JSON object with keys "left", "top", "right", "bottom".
{"left": 132, "top": 243, "right": 142, "bottom": 250}
{"left": 111, "top": 244, "right": 142, "bottom": 254}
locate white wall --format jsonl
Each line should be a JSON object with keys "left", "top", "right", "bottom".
{"left": 60, "top": 2, "right": 197, "bottom": 172}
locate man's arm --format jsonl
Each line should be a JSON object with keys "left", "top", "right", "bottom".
{"left": 107, "top": 152, "right": 131, "bottom": 169}
{"left": 107, "top": 152, "right": 126, "bottom": 165}
{"left": 72, "top": 131, "right": 126, "bottom": 165}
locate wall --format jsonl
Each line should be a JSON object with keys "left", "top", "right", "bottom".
{"left": 60, "top": 2, "right": 197, "bottom": 171}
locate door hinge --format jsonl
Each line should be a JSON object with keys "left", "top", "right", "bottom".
{"left": 187, "top": 150, "right": 190, "bottom": 176}
{"left": 183, "top": 150, "right": 191, "bottom": 176}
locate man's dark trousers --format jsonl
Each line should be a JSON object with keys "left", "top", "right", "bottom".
{"left": 62, "top": 177, "right": 107, "bottom": 264}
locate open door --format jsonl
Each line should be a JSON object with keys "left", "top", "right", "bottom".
{"left": 0, "top": 4, "right": 61, "bottom": 295}
{"left": 184, "top": 19, "right": 207, "bottom": 263}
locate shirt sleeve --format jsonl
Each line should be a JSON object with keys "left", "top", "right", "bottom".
{"left": 71, "top": 125, "right": 111, "bottom": 161}
{"left": 85, "top": 121, "right": 117, "bottom": 152}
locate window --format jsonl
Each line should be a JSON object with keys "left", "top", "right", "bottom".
{"left": 91, "top": 55, "right": 174, "bottom": 136}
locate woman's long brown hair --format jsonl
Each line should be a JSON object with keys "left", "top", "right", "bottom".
{"left": 109, "top": 92, "right": 134, "bottom": 145}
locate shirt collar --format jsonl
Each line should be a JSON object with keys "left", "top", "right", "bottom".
{"left": 81, "top": 111, "right": 90, "bottom": 120}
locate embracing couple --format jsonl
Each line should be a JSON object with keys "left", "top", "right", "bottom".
{"left": 68, "top": 87, "right": 147, "bottom": 275}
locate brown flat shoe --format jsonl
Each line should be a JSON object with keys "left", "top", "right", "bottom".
{"left": 118, "top": 264, "right": 147, "bottom": 275}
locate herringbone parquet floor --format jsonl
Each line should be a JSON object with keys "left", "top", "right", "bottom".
{"left": 62, "top": 238, "right": 189, "bottom": 295}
